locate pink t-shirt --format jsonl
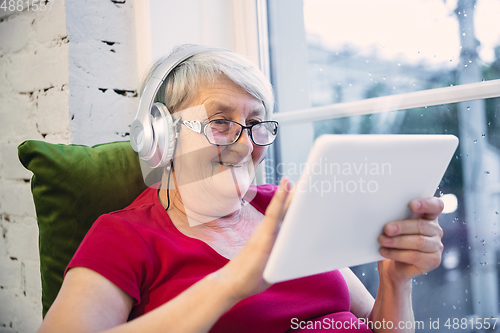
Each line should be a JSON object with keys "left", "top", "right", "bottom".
{"left": 67, "top": 185, "right": 372, "bottom": 332}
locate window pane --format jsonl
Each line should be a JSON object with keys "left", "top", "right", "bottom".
{"left": 304, "top": 0, "right": 500, "bottom": 106}
{"left": 274, "top": 97, "right": 500, "bottom": 322}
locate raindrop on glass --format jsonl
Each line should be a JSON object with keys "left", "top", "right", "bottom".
{"left": 485, "top": 171, "right": 490, "bottom": 175}
{"left": 474, "top": 139, "right": 477, "bottom": 143}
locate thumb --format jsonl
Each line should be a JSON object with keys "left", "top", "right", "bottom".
{"left": 262, "top": 178, "right": 291, "bottom": 235}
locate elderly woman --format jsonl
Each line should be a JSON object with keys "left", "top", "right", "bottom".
{"left": 38, "top": 46, "right": 444, "bottom": 333}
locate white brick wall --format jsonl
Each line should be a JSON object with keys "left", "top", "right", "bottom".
{"left": 66, "top": 0, "right": 139, "bottom": 146}
{"left": 0, "top": 0, "right": 69, "bottom": 330}
{"left": 0, "top": 0, "right": 139, "bottom": 331}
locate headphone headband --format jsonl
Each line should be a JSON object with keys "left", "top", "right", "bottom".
{"left": 131, "top": 45, "right": 222, "bottom": 158}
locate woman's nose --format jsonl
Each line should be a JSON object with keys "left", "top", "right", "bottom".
{"left": 229, "top": 128, "right": 254, "bottom": 156}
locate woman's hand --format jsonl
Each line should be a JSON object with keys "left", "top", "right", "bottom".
{"left": 215, "top": 178, "right": 292, "bottom": 303}
{"left": 377, "top": 197, "right": 445, "bottom": 284}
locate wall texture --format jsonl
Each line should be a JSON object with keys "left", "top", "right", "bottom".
{"left": 0, "top": 1, "right": 69, "bottom": 331}
{"left": 0, "top": 0, "right": 138, "bottom": 331}
{"left": 66, "top": 0, "right": 138, "bottom": 146}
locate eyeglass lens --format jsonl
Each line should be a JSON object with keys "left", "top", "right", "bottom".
{"left": 204, "top": 120, "right": 277, "bottom": 146}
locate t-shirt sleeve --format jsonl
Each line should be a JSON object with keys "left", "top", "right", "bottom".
{"left": 65, "top": 214, "right": 154, "bottom": 304}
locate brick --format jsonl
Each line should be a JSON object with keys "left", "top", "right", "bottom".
{"left": 7, "top": 44, "right": 69, "bottom": 93}
{"left": 0, "top": 13, "right": 30, "bottom": 55}
{"left": 69, "top": 41, "right": 138, "bottom": 89}
{"left": 66, "top": 0, "right": 136, "bottom": 44}
{"left": 0, "top": 0, "right": 66, "bottom": 55}
{"left": 36, "top": 86, "right": 70, "bottom": 134}
{"left": 42, "top": 131, "right": 71, "bottom": 144}
{"left": 0, "top": 233, "right": 7, "bottom": 257}
{"left": 32, "top": 0, "right": 67, "bottom": 44}
{"left": 0, "top": 1, "right": 27, "bottom": 20}
{"left": 3, "top": 216, "right": 38, "bottom": 261}
{"left": 0, "top": 56, "right": 11, "bottom": 96}
{"left": 0, "top": 289, "right": 42, "bottom": 332}
{"left": 22, "top": 259, "right": 41, "bottom": 299}
{"left": 0, "top": 181, "right": 36, "bottom": 217}
{"left": 0, "top": 93, "right": 39, "bottom": 140}
{"left": 70, "top": 86, "right": 138, "bottom": 145}
{"left": 0, "top": 289, "right": 20, "bottom": 328}
{"left": 13, "top": 294, "right": 42, "bottom": 333}
{"left": 0, "top": 258, "right": 22, "bottom": 289}
{"left": 0, "top": 144, "right": 33, "bottom": 180}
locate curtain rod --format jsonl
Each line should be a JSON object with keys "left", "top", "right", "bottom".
{"left": 272, "top": 79, "right": 500, "bottom": 124}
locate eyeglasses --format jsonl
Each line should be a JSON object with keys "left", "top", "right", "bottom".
{"left": 180, "top": 119, "right": 279, "bottom": 146}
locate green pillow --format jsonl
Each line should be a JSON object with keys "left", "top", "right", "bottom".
{"left": 18, "top": 140, "right": 148, "bottom": 317}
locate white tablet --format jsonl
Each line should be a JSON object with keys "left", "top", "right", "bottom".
{"left": 263, "top": 134, "right": 459, "bottom": 283}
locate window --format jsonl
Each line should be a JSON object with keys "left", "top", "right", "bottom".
{"left": 266, "top": 0, "right": 500, "bottom": 322}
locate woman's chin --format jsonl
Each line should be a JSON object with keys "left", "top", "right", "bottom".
{"left": 175, "top": 170, "right": 251, "bottom": 222}
{"left": 216, "top": 168, "right": 252, "bottom": 199}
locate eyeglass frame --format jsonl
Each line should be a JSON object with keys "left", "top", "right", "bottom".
{"left": 178, "top": 118, "right": 279, "bottom": 146}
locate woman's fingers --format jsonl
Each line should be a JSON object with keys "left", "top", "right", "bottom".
{"left": 379, "top": 248, "right": 442, "bottom": 273}
{"left": 219, "top": 178, "right": 291, "bottom": 300}
{"left": 379, "top": 234, "right": 444, "bottom": 253}
{"left": 409, "top": 197, "right": 444, "bottom": 220}
{"left": 383, "top": 218, "right": 443, "bottom": 238}
{"left": 244, "top": 178, "right": 291, "bottom": 252}
{"left": 262, "top": 178, "right": 291, "bottom": 230}
{"left": 378, "top": 197, "right": 445, "bottom": 279}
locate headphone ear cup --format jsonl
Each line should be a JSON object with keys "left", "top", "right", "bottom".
{"left": 143, "top": 102, "right": 176, "bottom": 168}
{"left": 156, "top": 103, "right": 177, "bottom": 168}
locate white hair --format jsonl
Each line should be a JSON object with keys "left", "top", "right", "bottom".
{"left": 140, "top": 45, "right": 274, "bottom": 118}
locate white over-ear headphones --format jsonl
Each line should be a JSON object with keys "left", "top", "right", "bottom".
{"left": 130, "top": 45, "right": 219, "bottom": 168}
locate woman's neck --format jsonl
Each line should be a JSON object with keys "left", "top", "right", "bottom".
{"left": 159, "top": 187, "right": 246, "bottom": 230}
